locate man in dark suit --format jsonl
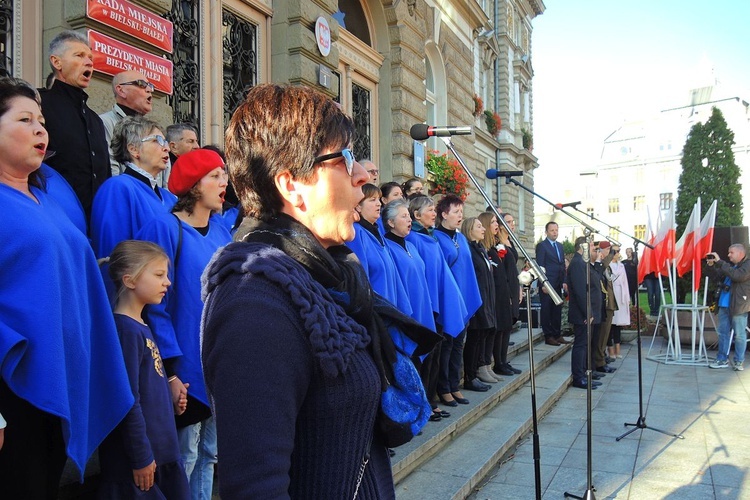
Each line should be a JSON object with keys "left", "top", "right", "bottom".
{"left": 568, "top": 236, "right": 603, "bottom": 389}
{"left": 535, "top": 222, "right": 570, "bottom": 346}
{"left": 40, "top": 30, "right": 110, "bottom": 223}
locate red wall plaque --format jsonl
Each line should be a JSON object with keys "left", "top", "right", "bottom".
{"left": 89, "top": 30, "right": 174, "bottom": 95}
{"left": 87, "top": 0, "right": 173, "bottom": 54}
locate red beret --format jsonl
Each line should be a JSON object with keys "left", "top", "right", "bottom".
{"left": 168, "top": 149, "right": 225, "bottom": 196}
{"left": 598, "top": 241, "right": 611, "bottom": 249}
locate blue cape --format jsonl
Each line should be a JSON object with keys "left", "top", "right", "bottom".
{"left": 137, "top": 214, "right": 231, "bottom": 406}
{"left": 405, "top": 231, "right": 468, "bottom": 336}
{"left": 40, "top": 163, "right": 87, "bottom": 235}
{"left": 346, "top": 224, "right": 412, "bottom": 315}
{"left": 434, "top": 230, "right": 482, "bottom": 322}
{"left": 384, "top": 238, "right": 436, "bottom": 332}
{"left": 0, "top": 183, "right": 133, "bottom": 477}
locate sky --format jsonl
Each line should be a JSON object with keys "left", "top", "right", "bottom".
{"left": 531, "top": 0, "right": 750, "bottom": 198}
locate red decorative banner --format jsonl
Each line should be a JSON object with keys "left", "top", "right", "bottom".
{"left": 87, "top": 0, "right": 173, "bottom": 54}
{"left": 89, "top": 30, "right": 173, "bottom": 95}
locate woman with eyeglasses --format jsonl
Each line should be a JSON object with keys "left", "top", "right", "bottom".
{"left": 136, "top": 149, "right": 231, "bottom": 500}
{"left": 347, "top": 183, "right": 412, "bottom": 314}
{"left": 201, "top": 84, "right": 439, "bottom": 498}
{"left": 402, "top": 178, "right": 424, "bottom": 198}
{"left": 91, "top": 116, "right": 177, "bottom": 294}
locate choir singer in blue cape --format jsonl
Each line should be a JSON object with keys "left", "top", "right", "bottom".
{"left": 0, "top": 77, "right": 133, "bottom": 498}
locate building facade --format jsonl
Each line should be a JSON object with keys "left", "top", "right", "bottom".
{"left": 4, "top": 0, "right": 544, "bottom": 247}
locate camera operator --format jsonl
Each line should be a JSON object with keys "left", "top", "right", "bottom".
{"left": 706, "top": 244, "right": 750, "bottom": 371}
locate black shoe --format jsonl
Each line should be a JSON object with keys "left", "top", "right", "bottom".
{"left": 464, "top": 378, "right": 490, "bottom": 392}
{"left": 508, "top": 341, "right": 515, "bottom": 346}
{"left": 591, "top": 380, "right": 603, "bottom": 386}
{"left": 438, "top": 394, "right": 458, "bottom": 407}
{"left": 494, "top": 365, "right": 515, "bottom": 376}
{"left": 572, "top": 379, "right": 598, "bottom": 389}
{"left": 591, "top": 372, "right": 604, "bottom": 380}
{"left": 505, "top": 363, "right": 522, "bottom": 374}
{"left": 451, "top": 393, "right": 470, "bottom": 404}
{"left": 388, "top": 448, "right": 396, "bottom": 458}
{"left": 429, "top": 413, "right": 442, "bottom": 422}
{"left": 438, "top": 410, "right": 451, "bottom": 418}
{"left": 605, "top": 356, "right": 616, "bottom": 364}
{"left": 596, "top": 365, "right": 616, "bottom": 373}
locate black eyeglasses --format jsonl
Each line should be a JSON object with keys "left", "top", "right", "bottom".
{"left": 313, "top": 148, "right": 355, "bottom": 176}
{"left": 120, "top": 79, "right": 155, "bottom": 91}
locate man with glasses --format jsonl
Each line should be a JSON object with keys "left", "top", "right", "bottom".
{"left": 361, "top": 159, "right": 379, "bottom": 184}
{"left": 166, "top": 123, "right": 200, "bottom": 189}
{"left": 100, "top": 71, "right": 154, "bottom": 176}
{"left": 40, "top": 30, "right": 110, "bottom": 222}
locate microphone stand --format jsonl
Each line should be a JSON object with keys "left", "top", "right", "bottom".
{"left": 567, "top": 205, "right": 654, "bottom": 251}
{"left": 438, "top": 136, "right": 560, "bottom": 500}
{"left": 564, "top": 232, "right": 597, "bottom": 500}
{"left": 616, "top": 239, "right": 683, "bottom": 441}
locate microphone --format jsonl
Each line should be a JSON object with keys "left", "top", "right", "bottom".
{"left": 410, "top": 124, "right": 472, "bottom": 141}
{"left": 486, "top": 169, "right": 524, "bottom": 180}
{"left": 554, "top": 201, "right": 581, "bottom": 209}
{"left": 581, "top": 242, "right": 590, "bottom": 263}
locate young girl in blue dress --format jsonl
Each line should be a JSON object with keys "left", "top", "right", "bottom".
{"left": 98, "top": 240, "right": 190, "bottom": 499}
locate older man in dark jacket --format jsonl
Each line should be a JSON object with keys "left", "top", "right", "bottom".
{"left": 567, "top": 236, "right": 605, "bottom": 389}
{"left": 707, "top": 244, "right": 750, "bottom": 371}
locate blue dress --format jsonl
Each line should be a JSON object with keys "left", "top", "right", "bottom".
{"left": 137, "top": 215, "right": 232, "bottom": 407}
{"left": 346, "top": 221, "right": 412, "bottom": 315}
{"left": 433, "top": 227, "right": 482, "bottom": 322}
{"left": 405, "top": 230, "right": 468, "bottom": 337}
{"left": 0, "top": 183, "right": 133, "bottom": 476}
{"left": 384, "top": 234, "right": 436, "bottom": 332}
{"left": 98, "top": 315, "right": 189, "bottom": 499}
{"left": 40, "top": 163, "right": 87, "bottom": 235}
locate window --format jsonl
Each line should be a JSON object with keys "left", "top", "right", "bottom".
{"left": 166, "top": 0, "right": 201, "bottom": 126}
{"left": 634, "top": 224, "right": 646, "bottom": 240}
{"left": 0, "top": 0, "right": 13, "bottom": 76}
{"left": 586, "top": 207, "right": 594, "bottom": 217}
{"left": 633, "top": 195, "right": 645, "bottom": 211}
{"left": 608, "top": 198, "right": 620, "bottom": 213}
{"left": 610, "top": 227, "right": 621, "bottom": 240}
{"left": 659, "top": 192, "right": 673, "bottom": 210}
{"left": 222, "top": 8, "right": 258, "bottom": 130}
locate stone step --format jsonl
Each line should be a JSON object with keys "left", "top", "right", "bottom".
{"left": 392, "top": 328, "right": 573, "bottom": 500}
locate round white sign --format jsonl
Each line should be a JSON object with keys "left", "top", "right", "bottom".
{"left": 315, "top": 16, "right": 331, "bottom": 57}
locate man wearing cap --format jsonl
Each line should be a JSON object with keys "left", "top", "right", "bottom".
{"left": 593, "top": 241, "right": 617, "bottom": 374}
{"left": 137, "top": 148, "right": 231, "bottom": 500}
{"left": 567, "top": 236, "right": 604, "bottom": 389}
{"left": 100, "top": 70, "right": 155, "bottom": 177}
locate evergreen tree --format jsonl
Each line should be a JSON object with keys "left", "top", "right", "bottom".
{"left": 674, "top": 106, "right": 742, "bottom": 302}
{"left": 676, "top": 106, "right": 742, "bottom": 233}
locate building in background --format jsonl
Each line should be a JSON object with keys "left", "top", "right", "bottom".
{"left": 536, "top": 80, "right": 750, "bottom": 251}
{"left": 3, "top": 0, "right": 544, "bottom": 248}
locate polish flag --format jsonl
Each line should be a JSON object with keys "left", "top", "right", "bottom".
{"left": 675, "top": 199, "right": 717, "bottom": 291}
{"left": 638, "top": 206, "right": 675, "bottom": 283}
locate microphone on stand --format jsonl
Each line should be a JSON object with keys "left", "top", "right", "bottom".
{"left": 581, "top": 242, "right": 590, "bottom": 263}
{"left": 410, "top": 124, "right": 472, "bottom": 140}
{"left": 554, "top": 201, "right": 581, "bottom": 209}
{"left": 486, "top": 169, "right": 524, "bottom": 179}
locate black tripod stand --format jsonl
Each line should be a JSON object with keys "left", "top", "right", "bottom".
{"left": 617, "top": 241, "right": 684, "bottom": 441}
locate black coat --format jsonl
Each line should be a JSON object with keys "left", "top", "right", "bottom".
{"left": 567, "top": 252, "right": 603, "bottom": 325}
{"left": 40, "top": 80, "right": 110, "bottom": 219}
{"left": 505, "top": 244, "right": 521, "bottom": 320}
{"left": 468, "top": 241, "right": 496, "bottom": 330}
{"left": 487, "top": 245, "right": 514, "bottom": 332}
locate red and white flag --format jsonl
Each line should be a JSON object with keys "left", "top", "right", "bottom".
{"left": 675, "top": 199, "right": 717, "bottom": 291}
{"left": 638, "top": 206, "right": 675, "bottom": 283}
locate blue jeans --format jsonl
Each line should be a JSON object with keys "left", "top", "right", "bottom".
{"left": 716, "top": 307, "right": 748, "bottom": 364}
{"left": 645, "top": 278, "right": 661, "bottom": 316}
{"left": 178, "top": 416, "right": 217, "bottom": 500}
